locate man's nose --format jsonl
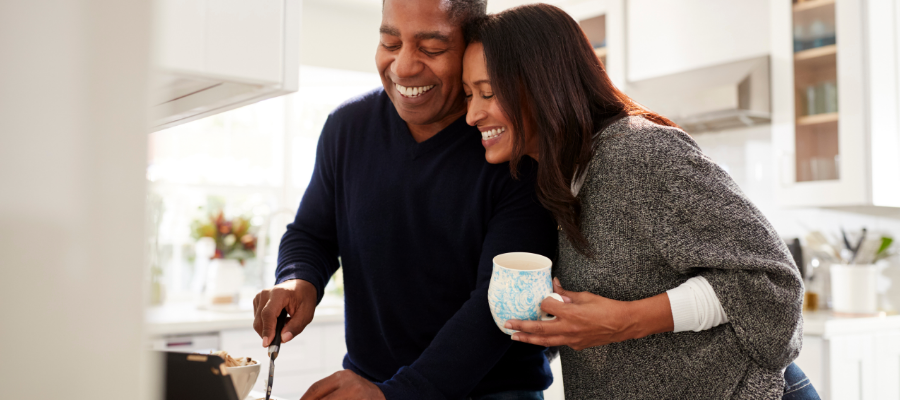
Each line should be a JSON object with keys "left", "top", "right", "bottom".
{"left": 391, "top": 47, "right": 424, "bottom": 78}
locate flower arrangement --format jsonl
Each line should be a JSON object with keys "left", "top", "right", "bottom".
{"left": 190, "top": 211, "right": 258, "bottom": 264}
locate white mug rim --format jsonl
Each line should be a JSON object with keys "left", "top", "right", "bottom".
{"left": 493, "top": 252, "right": 552, "bottom": 272}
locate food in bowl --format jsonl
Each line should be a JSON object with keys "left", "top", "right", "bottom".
{"left": 206, "top": 350, "right": 261, "bottom": 400}
{"left": 211, "top": 350, "right": 258, "bottom": 367}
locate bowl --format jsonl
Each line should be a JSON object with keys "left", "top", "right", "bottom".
{"left": 226, "top": 362, "right": 261, "bottom": 400}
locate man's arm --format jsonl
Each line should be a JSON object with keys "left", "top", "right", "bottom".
{"left": 253, "top": 116, "right": 342, "bottom": 346}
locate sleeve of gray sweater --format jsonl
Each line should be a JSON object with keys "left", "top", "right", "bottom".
{"left": 610, "top": 119, "right": 804, "bottom": 372}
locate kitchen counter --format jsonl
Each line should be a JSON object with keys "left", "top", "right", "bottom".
{"left": 802, "top": 310, "right": 900, "bottom": 337}
{"left": 147, "top": 300, "right": 344, "bottom": 337}
{"left": 246, "top": 391, "right": 284, "bottom": 400}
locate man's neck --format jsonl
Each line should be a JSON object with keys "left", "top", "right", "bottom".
{"left": 407, "top": 108, "right": 467, "bottom": 143}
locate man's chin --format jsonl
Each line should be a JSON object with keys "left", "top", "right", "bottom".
{"left": 392, "top": 103, "right": 441, "bottom": 126}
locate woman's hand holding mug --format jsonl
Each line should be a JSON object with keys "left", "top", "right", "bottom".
{"left": 505, "top": 278, "right": 675, "bottom": 351}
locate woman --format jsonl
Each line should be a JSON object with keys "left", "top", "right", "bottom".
{"left": 462, "top": 4, "right": 816, "bottom": 399}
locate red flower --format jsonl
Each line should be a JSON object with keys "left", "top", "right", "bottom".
{"left": 241, "top": 235, "right": 257, "bottom": 251}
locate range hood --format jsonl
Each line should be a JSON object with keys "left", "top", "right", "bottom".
{"left": 624, "top": 56, "right": 770, "bottom": 134}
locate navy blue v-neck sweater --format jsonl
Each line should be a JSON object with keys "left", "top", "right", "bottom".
{"left": 276, "top": 89, "right": 557, "bottom": 399}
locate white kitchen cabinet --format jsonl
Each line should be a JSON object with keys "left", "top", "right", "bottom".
{"left": 874, "top": 332, "right": 900, "bottom": 399}
{"left": 769, "top": 0, "right": 900, "bottom": 209}
{"left": 488, "top": 0, "right": 625, "bottom": 89}
{"left": 626, "top": 0, "right": 770, "bottom": 82}
{"left": 828, "top": 334, "right": 876, "bottom": 400}
{"left": 151, "top": 0, "right": 300, "bottom": 131}
{"left": 795, "top": 311, "right": 900, "bottom": 400}
{"left": 562, "top": 0, "right": 625, "bottom": 89}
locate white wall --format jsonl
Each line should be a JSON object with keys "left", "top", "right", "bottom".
{"left": 300, "top": 0, "right": 382, "bottom": 73}
{"left": 0, "top": 1, "right": 154, "bottom": 399}
{"left": 627, "top": 0, "right": 770, "bottom": 81}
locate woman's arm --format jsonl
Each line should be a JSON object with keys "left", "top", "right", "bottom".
{"left": 667, "top": 276, "right": 729, "bottom": 332}
{"left": 506, "top": 278, "right": 673, "bottom": 350}
{"left": 624, "top": 121, "right": 803, "bottom": 371}
{"left": 506, "top": 276, "right": 729, "bottom": 348}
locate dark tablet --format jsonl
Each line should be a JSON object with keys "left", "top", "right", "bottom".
{"left": 163, "top": 351, "right": 240, "bottom": 400}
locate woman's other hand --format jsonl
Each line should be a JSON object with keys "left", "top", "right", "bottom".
{"left": 505, "top": 278, "right": 674, "bottom": 351}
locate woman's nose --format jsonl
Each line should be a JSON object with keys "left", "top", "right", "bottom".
{"left": 465, "top": 103, "right": 486, "bottom": 127}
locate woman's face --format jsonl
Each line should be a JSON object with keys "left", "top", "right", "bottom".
{"left": 462, "top": 42, "right": 538, "bottom": 164}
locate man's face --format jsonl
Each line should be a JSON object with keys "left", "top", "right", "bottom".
{"left": 376, "top": 0, "right": 467, "bottom": 126}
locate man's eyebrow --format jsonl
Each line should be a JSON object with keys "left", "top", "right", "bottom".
{"left": 378, "top": 26, "right": 451, "bottom": 43}
{"left": 379, "top": 25, "right": 400, "bottom": 36}
{"left": 415, "top": 31, "right": 451, "bottom": 42}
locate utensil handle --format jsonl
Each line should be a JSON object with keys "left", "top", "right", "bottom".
{"left": 271, "top": 309, "right": 288, "bottom": 347}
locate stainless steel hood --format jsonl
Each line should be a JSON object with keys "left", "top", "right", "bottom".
{"left": 624, "top": 56, "right": 770, "bottom": 134}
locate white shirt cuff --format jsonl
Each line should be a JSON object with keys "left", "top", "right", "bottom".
{"left": 666, "top": 276, "right": 729, "bottom": 333}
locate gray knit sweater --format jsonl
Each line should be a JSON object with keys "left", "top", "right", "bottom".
{"left": 556, "top": 116, "right": 803, "bottom": 399}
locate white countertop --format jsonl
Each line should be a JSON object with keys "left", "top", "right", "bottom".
{"left": 147, "top": 301, "right": 344, "bottom": 337}
{"left": 147, "top": 301, "right": 897, "bottom": 338}
{"left": 246, "top": 390, "right": 284, "bottom": 400}
{"left": 802, "top": 310, "right": 900, "bottom": 337}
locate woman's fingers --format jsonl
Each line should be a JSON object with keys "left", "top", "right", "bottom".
{"left": 510, "top": 331, "right": 569, "bottom": 347}
{"left": 553, "top": 278, "right": 574, "bottom": 303}
{"left": 506, "top": 319, "right": 561, "bottom": 335}
{"left": 541, "top": 294, "right": 568, "bottom": 316}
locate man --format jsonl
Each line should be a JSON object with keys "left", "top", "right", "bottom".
{"left": 252, "top": 0, "right": 557, "bottom": 399}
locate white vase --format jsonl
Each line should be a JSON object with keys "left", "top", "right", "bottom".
{"left": 830, "top": 264, "right": 879, "bottom": 315}
{"left": 203, "top": 259, "right": 245, "bottom": 305}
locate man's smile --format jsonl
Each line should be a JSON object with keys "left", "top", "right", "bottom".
{"left": 395, "top": 83, "right": 436, "bottom": 98}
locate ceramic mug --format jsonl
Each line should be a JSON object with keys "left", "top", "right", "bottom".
{"left": 488, "top": 252, "right": 563, "bottom": 335}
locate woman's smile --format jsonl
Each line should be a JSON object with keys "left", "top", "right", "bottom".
{"left": 479, "top": 126, "right": 506, "bottom": 147}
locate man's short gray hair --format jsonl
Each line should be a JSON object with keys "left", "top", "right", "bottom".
{"left": 383, "top": 0, "right": 487, "bottom": 26}
{"left": 445, "top": 0, "right": 487, "bottom": 25}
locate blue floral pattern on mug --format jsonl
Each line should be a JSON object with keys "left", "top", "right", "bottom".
{"left": 488, "top": 266, "right": 552, "bottom": 335}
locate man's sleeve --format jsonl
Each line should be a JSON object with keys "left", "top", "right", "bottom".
{"left": 375, "top": 161, "right": 558, "bottom": 400}
{"left": 275, "top": 115, "right": 341, "bottom": 304}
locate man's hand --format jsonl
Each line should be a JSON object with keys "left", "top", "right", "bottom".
{"left": 253, "top": 279, "right": 318, "bottom": 347}
{"left": 300, "top": 370, "right": 385, "bottom": 400}
{"left": 505, "top": 278, "right": 674, "bottom": 351}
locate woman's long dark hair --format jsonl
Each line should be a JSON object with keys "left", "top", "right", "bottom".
{"left": 467, "top": 4, "right": 678, "bottom": 256}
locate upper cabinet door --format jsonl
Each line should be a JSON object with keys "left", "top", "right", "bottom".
{"left": 205, "top": 0, "right": 283, "bottom": 84}
{"left": 770, "top": 0, "right": 900, "bottom": 208}
{"left": 151, "top": 0, "right": 300, "bottom": 131}
{"left": 627, "top": 0, "right": 769, "bottom": 82}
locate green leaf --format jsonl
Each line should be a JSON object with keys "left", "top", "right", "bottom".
{"left": 877, "top": 237, "right": 894, "bottom": 255}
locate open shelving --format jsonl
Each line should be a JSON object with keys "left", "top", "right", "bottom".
{"left": 791, "top": 0, "right": 838, "bottom": 182}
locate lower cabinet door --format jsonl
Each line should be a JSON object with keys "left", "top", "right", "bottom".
{"left": 874, "top": 333, "right": 900, "bottom": 400}
{"left": 828, "top": 334, "right": 876, "bottom": 400}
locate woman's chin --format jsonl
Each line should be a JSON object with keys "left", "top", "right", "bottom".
{"left": 484, "top": 149, "right": 512, "bottom": 164}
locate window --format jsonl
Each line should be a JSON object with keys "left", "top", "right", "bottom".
{"left": 148, "top": 66, "right": 381, "bottom": 304}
